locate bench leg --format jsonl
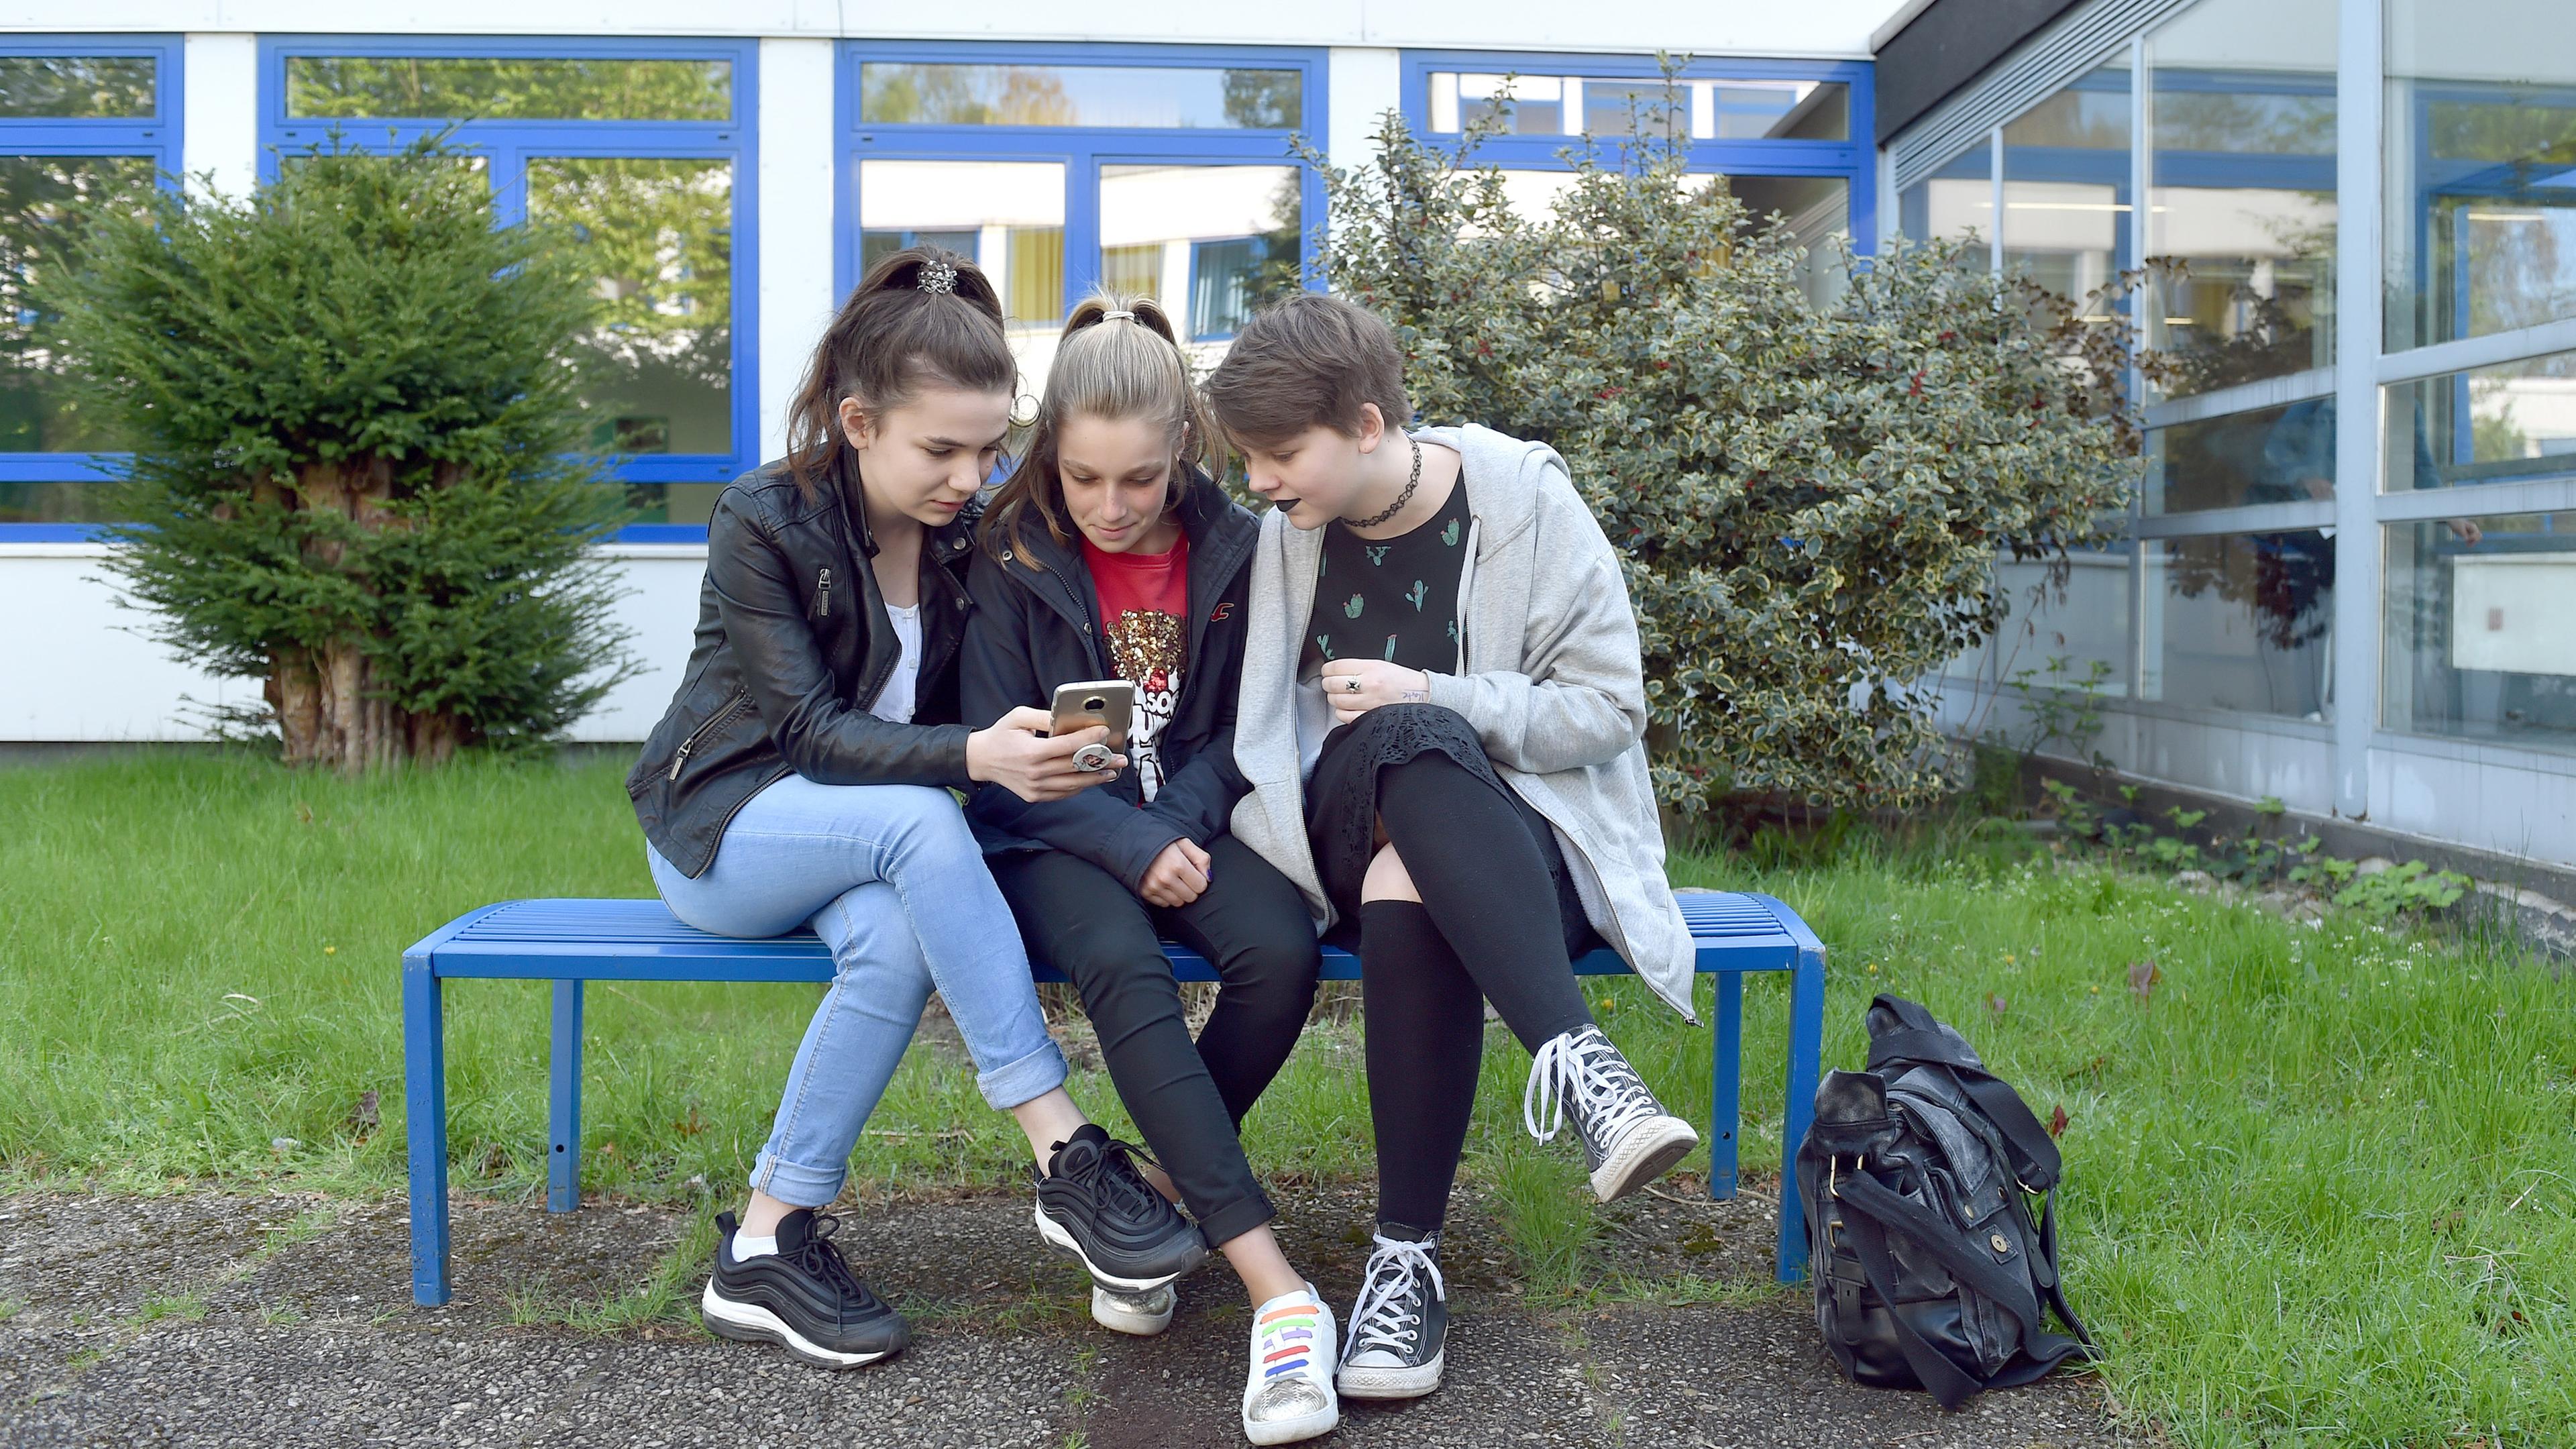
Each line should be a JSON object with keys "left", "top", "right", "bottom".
{"left": 1706, "top": 972, "right": 1742, "bottom": 1200}
{"left": 1775, "top": 941, "right": 1827, "bottom": 1284}
{"left": 402, "top": 956, "right": 451, "bottom": 1307}
{"left": 549, "top": 979, "right": 584, "bottom": 1214}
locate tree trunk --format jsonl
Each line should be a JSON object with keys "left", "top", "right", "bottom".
{"left": 266, "top": 455, "right": 443, "bottom": 771}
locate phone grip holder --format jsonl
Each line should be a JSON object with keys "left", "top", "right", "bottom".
{"left": 1072, "top": 742, "right": 1114, "bottom": 773}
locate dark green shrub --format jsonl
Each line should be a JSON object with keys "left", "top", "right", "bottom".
{"left": 50, "top": 135, "right": 633, "bottom": 768}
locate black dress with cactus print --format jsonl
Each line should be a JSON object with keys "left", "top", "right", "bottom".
{"left": 1298, "top": 479, "right": 1470, "bottom": 678}
{"left": 1293, "top": 475, "right": 1594, "bottom": 953}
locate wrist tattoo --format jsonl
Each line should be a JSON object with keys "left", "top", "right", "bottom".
{"left": 1401, "top": 688, "right": 1428, "bottom": 702}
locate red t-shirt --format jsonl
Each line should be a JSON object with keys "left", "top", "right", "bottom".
{"left": 1084, "top": 533, "right": 1190, "bottom": 802}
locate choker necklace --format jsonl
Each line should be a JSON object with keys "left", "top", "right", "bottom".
{"left": 1346, "top": 436, "right": 1423, "bottom": 530}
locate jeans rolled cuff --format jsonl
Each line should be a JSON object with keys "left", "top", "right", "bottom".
{"left": 1195, "top": 1186, "right": 1277, "bottom": 1250}
{"left": 748, "top": 1150, "right": 847, "bottom": 1210}
{"left": 975, "top": 1037, "right": 1070, "bottom": 1110}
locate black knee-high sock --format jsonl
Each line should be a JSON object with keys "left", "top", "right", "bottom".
{"left": 1375, "top": 753, "right": 1595, "bottom": 1051}
{"left": 1360, "top": 900, "right": 1484, "bottom": 1232}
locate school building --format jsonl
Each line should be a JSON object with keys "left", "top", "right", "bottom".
{"left": 2, "top": 1, "right": 2571, "bottom": 872}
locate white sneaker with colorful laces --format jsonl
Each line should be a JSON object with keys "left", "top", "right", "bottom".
{"left": 1240, "top": 1284, "right": 1338, "bottom": 1445}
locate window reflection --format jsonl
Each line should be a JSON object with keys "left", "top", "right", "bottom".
{"left": 2146, "top": 398, "right": 2337, "bottom": 514}
{"left": 1726, "top": 174, "right": 1851, "bottom": 309}
{"left": 1991, "top": 548, "right": 2134, "bottom": 696}
{"left": 858, "top": 159, "right": 1066, "bottom": 388}
{"left": 1099, "top": 164, "right": 1300, "bottom": 343}
{"left": 0, "top": 155, "right": 158, "bottom": 455}
{"left": 2145, "top": 0, "right": 2339, "bottom": 397}
{"left": 0, "top": 56, "right": 154, "bottom": 117}
{"left": 286, "top": 56, "right": 730, "bottom": 121}
{"left": 2003, "top": 60, "right": 2129, "bottom": 307}
{"left": 2385, "top": 347, "right": 2576, "bottom": 492}
{"left": 1427, "top": 72, "right": 1847, "bottom": 142}
{"left": 1898, "top": 145, "right": 1992, "bottom": 250}
{"left": 2385, "top": 511, "right": 2576, "bottom": 749}
{"left": 2141, "top": 531, "right": 2335, "bottom": 719}
{"left": 525, "top": 157, "right": 735, "bottom": 457}
{"left": 2386, "top": 1, "right": 2576, "bottom": 350}
{"left": 859, "top": 64, "right": 1298, "bottom": 129}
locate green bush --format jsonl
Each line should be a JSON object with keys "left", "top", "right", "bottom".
{"left": 50, "top": 135, "right": 634, "bottom": 768}
{"left": 1307, "top": 101, "right": 2143, "bottom": 811}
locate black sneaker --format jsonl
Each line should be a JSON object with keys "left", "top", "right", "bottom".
{"left": 700, "top": 1209, "right": 909, "bottom": 1369}
{"left": 1524, "top": 1024, "right": 1700, "bottom": 1201}
{"left": 1336, "top": 1227, "right": 1448, "bottom": 1400}
{"left": 1032, "top": 1124, "right": 1208, "bottom": 1291}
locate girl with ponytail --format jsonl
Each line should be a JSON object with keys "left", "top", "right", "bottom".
{"left": 961, "top": 292, "right": 1337, "bottom": 1445}
{"left": 627, "top": 250, "right": 1201, "bottom": 1375}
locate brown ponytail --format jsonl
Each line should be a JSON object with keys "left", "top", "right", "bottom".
{"left": 782, "top": 246, "right": 1018, "bottom": 502}
{"left": 981, "top": 288, "right": 1216, "bottom": 566}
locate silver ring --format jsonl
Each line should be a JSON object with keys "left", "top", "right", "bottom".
{"left": 1346, "top": 678, "right": 1361, "bottom": 693}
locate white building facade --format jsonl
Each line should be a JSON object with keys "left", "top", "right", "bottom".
{"left": 5, "top": 0, "right": 2571, "bottom": 871}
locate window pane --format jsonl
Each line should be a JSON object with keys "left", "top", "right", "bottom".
{"left": 2386, "top": 1, "right": 2576, "bottom": 350}
{"left": 1992, "top": 547, "right": 2135, "bottom": 697}
{"left": 1099, "top": 163, "right": 1300, "bottom": 343}
{"left": 0, "top": 481, "right": 125, "bottom": 523}
{"left": 0, "top": 55, "right": 154, "bottom": 117}
{"left": 2140, "top": 531, "right": 2335, "bottom": 718}
{"left": 2384, "top": 347, "right": 2576, "bottom": 492}
{"left": 1725, "top": 174, "right": 1850, "bottom": 309}
{"left": 2146, "top": 0, "right": 2338, "bottom": 396}
{"left": 286, "top": 56, "right": 730, "bottom": 121}
{"left": 1455, "top": 74, "right": 1565, "bottom": 136}
{"left": 1580, "top": 79, "right": 1690, "bottom": 140}
{"left": 0, "top": 156, "right": 159, "bottom": 454}
{"left": 624, "top": 482, "right": 726, "bottom": 529}
{"left": 2146, "top": 397, "right": 2337, "bottom": 513}
{"left": 1709, "top": 80, "right": 1847, "bottom": 141}
{"left": 525, "top": 158, "right": 734, "bottom": 456}
{"left": 2004, "top": 59, "right": 2129, "bottom": 307}
{"left": 859, "top": 64, "right": 1298, "bottom": 129}
{"left": 1898, "top": 144, "right": 1992, "bottom": 248}
{"left": 859, "top": 158, "right": 1067, "bottom": 357}
{"left": 2385, "top": 512, "right": 2576, "bottom": 749}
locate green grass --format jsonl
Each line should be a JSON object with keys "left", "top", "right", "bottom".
{"left": 4, "top": 753, "right": 2575, "bottom": 1444}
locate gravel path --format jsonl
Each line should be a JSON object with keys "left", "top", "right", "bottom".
{"left": 0, "top": 1185, "right": 2137, "bottom": 1448}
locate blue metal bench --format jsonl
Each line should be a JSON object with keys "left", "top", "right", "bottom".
{"left": 401, "top": 890, "right": 1824, "bottom": 1307}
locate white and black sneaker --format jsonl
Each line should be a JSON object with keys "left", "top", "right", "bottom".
{"left": 1090, "top": 1282, "right": 1177, "bottom": 1336}
{"left": 700, "top": 1208, "right": 908, "bottom": 1369}
{"left": 1034, "top": 1124, "right": 1208, "bottom": 1293}
{"left": 1525, "top": 1024, "right": 1700, "bottom": 1202}
{"left": 1336, "top": 1227, "right": 1448, "bottom": 1400}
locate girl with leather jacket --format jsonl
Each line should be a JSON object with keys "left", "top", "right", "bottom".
{"left": 960, "top": 294, "right": 1336, "bottom": 1446}
{"left": 626, "top": 248, "right": 1201, "bottom": 1373}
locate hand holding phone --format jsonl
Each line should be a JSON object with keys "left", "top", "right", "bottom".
{"left": 1050, "top": 680, "right": 1136, "bottom": 773}
{"left": 967, "top": 705, "right": 1124, "bottom": 803}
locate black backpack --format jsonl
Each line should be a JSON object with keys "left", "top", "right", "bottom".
{"left": 1795, "top": 994, "right": 2095, "bottom": 1407}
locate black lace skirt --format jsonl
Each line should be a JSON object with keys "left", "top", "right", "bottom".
{"left": 1303, "top": 702, "right": 1596, "bottom": 955}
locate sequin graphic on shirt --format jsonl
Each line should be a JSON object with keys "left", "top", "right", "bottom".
{"left": 1105, "top": 606, "right": 1186, "bottom": 800}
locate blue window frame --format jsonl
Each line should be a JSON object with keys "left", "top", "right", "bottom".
{"left": 260, "top": 35, "right": 758, "bottom": 541}
{"left": 0, "top": 34, "right": 181, "bottom": 542}
{"left": 835, "top": 42, "right": 1327, "bottom": 335}
{"left": 1401, "top": 50, "right": 1876, "bottom": 264}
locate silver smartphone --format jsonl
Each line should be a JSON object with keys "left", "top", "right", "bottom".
{"left": 1049, "top": 679, "right": 1134, "bottom": 771}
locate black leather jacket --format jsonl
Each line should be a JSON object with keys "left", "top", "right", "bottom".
{"left": 627, "top": 457, "right": 983, "bottom": 879}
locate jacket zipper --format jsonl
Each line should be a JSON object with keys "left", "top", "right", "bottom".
{"left": 668, "top": 690, "right": 750, "bottom": 781}
{"left": 814, "top": 568, "right": 832, "bottom": 619}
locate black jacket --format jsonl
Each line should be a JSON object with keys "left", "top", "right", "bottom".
{"left": 960, "top": 468, "right": 1258, "bottom": 892}
{"left": 628, "top": 457, "right": 985, "bottom": 878}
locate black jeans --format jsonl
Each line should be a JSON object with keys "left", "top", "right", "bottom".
{"left": 990, "top": 833, "right": 1320, "bottom": 1247}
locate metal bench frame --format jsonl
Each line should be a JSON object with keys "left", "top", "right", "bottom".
{"left": 402, "top": 891, "right": 1823, "bottom": 1307}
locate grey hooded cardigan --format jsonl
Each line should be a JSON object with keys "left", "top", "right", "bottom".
{"left": 1226, "top": 423, "right": 1699, "bottom": 1020}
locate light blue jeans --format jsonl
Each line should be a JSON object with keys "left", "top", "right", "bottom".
{"left": 647, "top": 773, "right": 1068, "bottom": 1208}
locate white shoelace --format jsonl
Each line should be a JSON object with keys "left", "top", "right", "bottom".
{"left": 1345, "top": 1234, "right": 1446, "bottom": 1359}
{"left": 1523, "top": 1028, "right": 1658, "bottom": 1146}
